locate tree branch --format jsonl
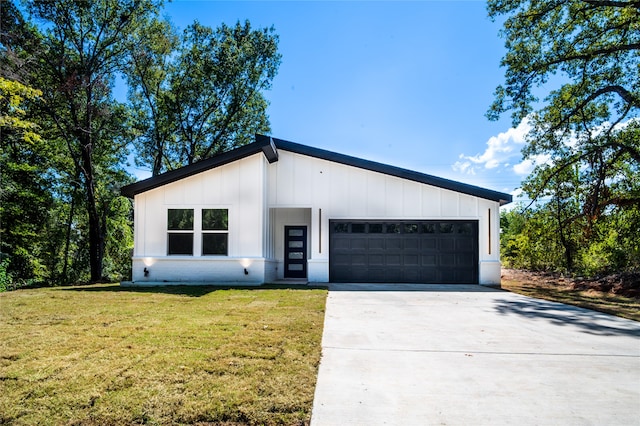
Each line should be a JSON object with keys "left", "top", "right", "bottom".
{"left": 581, "top": 0, "right": 640, "bottom": 8}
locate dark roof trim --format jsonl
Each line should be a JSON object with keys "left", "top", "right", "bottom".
{"left": 122, "top": 134, "right": 513, "bottom": 205}
{"left": 262, "top": 135, "right": 512, "bottom": 205}
{"left": 120, "top": 140, "right": 273, "bottom": 198}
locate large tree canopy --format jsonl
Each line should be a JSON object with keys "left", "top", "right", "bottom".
{"left": 1, "top": 0, "right": 281, "bottom": 287}
{"left": 487, "top": 0, "right": 639, "bottom": 129}
{"left": 489, "top": 0, "right": 640, "bottom": 273}
{"left": 127, "top": 20, "right": 281, "bottom": 175}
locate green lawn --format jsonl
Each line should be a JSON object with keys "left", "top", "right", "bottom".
{"left": 0, "top": 284, "right": 327, "bottom": 425}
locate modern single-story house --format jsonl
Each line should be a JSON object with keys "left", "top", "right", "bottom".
{"left": 121, "top": 135, "right": 512, "bottom": 286}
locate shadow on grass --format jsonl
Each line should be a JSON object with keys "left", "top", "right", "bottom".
{"left": 60, "top": 283, "right": 328, "bottom": 297}
{"left": 494, "top": 297, "right": 640, "bottom": 338}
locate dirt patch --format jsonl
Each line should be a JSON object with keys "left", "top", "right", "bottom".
{"left": 501, "top": 268, "right": 640, "bottom": 321}
{"left": 501, "top": 269, "right": 640, "bottom": 298}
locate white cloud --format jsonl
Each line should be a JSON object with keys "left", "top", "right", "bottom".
{"left": 512, "top": 153, "right": 552, "bottom": 176}
{"left": 454, "top": 118, "right": 531, "bottom": 175}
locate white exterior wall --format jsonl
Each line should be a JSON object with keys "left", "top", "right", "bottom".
{"left": 129, "top": 148, "right": 503, "bottom": 285}
{"left": 267, "top": 150, "right": 503, "bottom": 285}
{"left": 131, "top": 154, "right": 267, "bottom": 284}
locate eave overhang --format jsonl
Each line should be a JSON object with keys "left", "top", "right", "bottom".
{"left": 121, "top": 134, "right": 513, "bottom": 206}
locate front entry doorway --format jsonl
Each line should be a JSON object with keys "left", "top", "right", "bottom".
{"left": 284, "top": 226, "right": 307, "bottom": 278}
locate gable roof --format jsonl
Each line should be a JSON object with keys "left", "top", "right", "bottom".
{"left": 121, "top": 134, "right": 513, "bottom": 205}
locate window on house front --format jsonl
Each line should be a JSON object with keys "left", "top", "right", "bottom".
{"left": 168, "top": 209, "right": 194, "bottom": 255}
{"left": 202, "top": 209, "right": 228, "bottom": 255}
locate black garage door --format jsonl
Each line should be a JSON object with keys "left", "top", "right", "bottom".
{"left": 329, "top": 220, "right": 479, "bottom": 284}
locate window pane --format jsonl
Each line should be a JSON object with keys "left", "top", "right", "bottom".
{"left": 168, "top": 209, "right": 193, "bottom": 230}
{"left": 369, "top": 223, "right": 384, "bottom": 233}
{"left": 440, "top": 223, "right": 454, "bottom": 233}
{"left": 288, "top": 229, "right": 303, "bottom": 237}
{"left": 288, "top": 264, "right": 303, "bottom": 271}
{"left": 333, "top": 223, "right": 349, "bottom": 233}
{"left": 168, "top": 233, "right": 193, "bottom": 255}
{"left": 351, "top": 223, "right": 366, "bottom": 233}
{"left": 202, "top": 233, "right": 228, "bottom": 255}
{"left": 421, "top": 223, "right": 436, "bottom": 233}
{"left": 456, "top": 223, "right": 473, "bottom": 234}
{"left": 404, "top": 224, "right": 419, "bottom": 234}
{"left": 289, "top": 241, "right": 303, "bottom": 248}
{"left": 288, "top": 251, "right": 304, "bottom": 259}
{"left": 202, "top": 209, "right": 228, "bottom": 230}
{"left": 386, "top": 224, "right": 401, "bottom": 234}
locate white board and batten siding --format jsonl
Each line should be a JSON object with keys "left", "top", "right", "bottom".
{"left": 130, "top": 146, "right": 503, "bottom": 285}
{"left": 131, "top": 154, "right": 271, "bottom": 284}
{"left": 268, "top": 150, "right": 502, "bottom": 285}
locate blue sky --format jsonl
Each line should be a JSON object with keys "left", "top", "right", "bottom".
{"left": 132, "top": 0, "right": 533, "bottom": 200}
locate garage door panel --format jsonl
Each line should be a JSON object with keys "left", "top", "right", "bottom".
{"left": 456, "top": 253, "right": 476, "bottom": 267}
{"left": 456, "top": 240, "right": 474, "bottom": 252}
{"left": 352, "top": 254, "right": 367, "bottom": 265}
{"left": 421, "top": 238, "right": 438, "bottom": 251}
{"left": 386, "top": 254, "right": 401, "bottom": 266}
{"left": 369, "top": 254, "right": 384, "bottom": 266}
{"left": 439, "top": 254, "right": 456, "bottom": 267}
{"left": 330, "top": 220, "right": 478, "bottom": 284}
{"left": 403, "top": 268, "right": 420, "bottom": 282}
{"left": 368, "top": 238, "right": 385, "bottom": 250}
{"left": 422, "top": 254, "right": 437, "bottom": 266}
{"left": 440, "top": 239, "right": 455, "bottom": 251}
{"left": 384, "top": 268, "right": 403, "bottom": 281}
{"left": 421, "top": 269, "right": 438, "bottom": 282}
{"left": 386, "top": 239, "right": 402, "bottom": 250}
{"left": 404, "top": 254, "right": 419, "bottom": 266}
{"left": 334, "top": 238, "right": 351, "bottom": 250}
{"left": 404, "top": 238, "right": 420, "bottom": 250}
{"left": 352, "top": 238, "right": 367, "bottom": 250}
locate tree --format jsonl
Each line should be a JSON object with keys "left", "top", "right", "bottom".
{"left": 26, "top": 0, "right": 162, "bottom": 281}
{"left": 489, "top": 0, "right": 640, "bottom": 273}
{"left": 126, "top": 20, "right": 281, "bottom": 174}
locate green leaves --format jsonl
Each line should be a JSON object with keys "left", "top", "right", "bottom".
{"left": 126, "top": 19, "right": 281, "bottom": 174}
{"left": 488, "top": 0, "right": 639, "bottom": 129}
{"left": 491, "top": 0, "right": 640, "bottom": 274}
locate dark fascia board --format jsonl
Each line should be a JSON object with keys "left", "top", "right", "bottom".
{"left": 122, "top": 134, "right": 513, "bottom": 205}
{"left": 263, "top": 135, "right": 513, "bottom": 205}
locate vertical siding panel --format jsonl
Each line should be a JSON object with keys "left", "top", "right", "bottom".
{"left": 293, "top": 155, "right": 313, "bottom": 205}
{"left": 164, "top": 180, "right": 184, "bottom": 205}
{"left": 348, "top": 168, "right": 367, "bottom": 217}
{"left": 329, "top": 163, "right": 348, "bottom": 216}
{"left": 184, "top": 175, "right": 202, "bottom": 203}
{"left": 441, "top": 190, "right": 459, "bottom": 217}
{"left": 403, "top": 181, "right": 421, "bottom": 217}
{"left": 146, "top": 190, "right": 166, "bottom": 256}
{"left": 366, "top": 172, "right": 386, "bottom": 216}
{"left": 385, "top": 176, "right": 403, "bottom": 217}
{"left": 276, "top": 153, "right": 294, "bottom": 205}
{"left": 202, "top": 169, "right": 221, "bottom": 204}
{"left": 459, "top": 194, "right": 477, "bottom": 217}
{"left": 421, "top": 186, "right": 440, "bottom": 217}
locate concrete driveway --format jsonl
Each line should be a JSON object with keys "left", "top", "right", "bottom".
{"left": 311, "top": 284, "right": 640, "bottom": 425}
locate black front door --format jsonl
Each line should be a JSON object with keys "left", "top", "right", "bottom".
{"left": 284, "top": 226, "right": 307, "bottom": 278}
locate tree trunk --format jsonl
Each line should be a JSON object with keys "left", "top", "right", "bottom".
{"left": 61, "top": 195, "right": 75, "bottom": 283}
{"left": 81, "top": 142, "right": 105, "bottom": 282}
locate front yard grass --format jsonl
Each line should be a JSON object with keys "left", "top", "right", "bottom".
{"left": 0, "top": 284, "right": 327, "bottom": 425}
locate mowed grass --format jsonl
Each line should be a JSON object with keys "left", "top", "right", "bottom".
{"left": 0, "top": 284, "right": 327, "bottom": 425}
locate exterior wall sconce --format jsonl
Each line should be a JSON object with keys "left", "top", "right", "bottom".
{"left": 244, "top": 268, "right": 249, "bottom": 275}
{"left": 144, "top": 267, "right": 149, "bottom": 277}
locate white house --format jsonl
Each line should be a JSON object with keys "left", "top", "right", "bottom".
{"left": 121, "top": 135, "right": 512, "bottom": 286}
